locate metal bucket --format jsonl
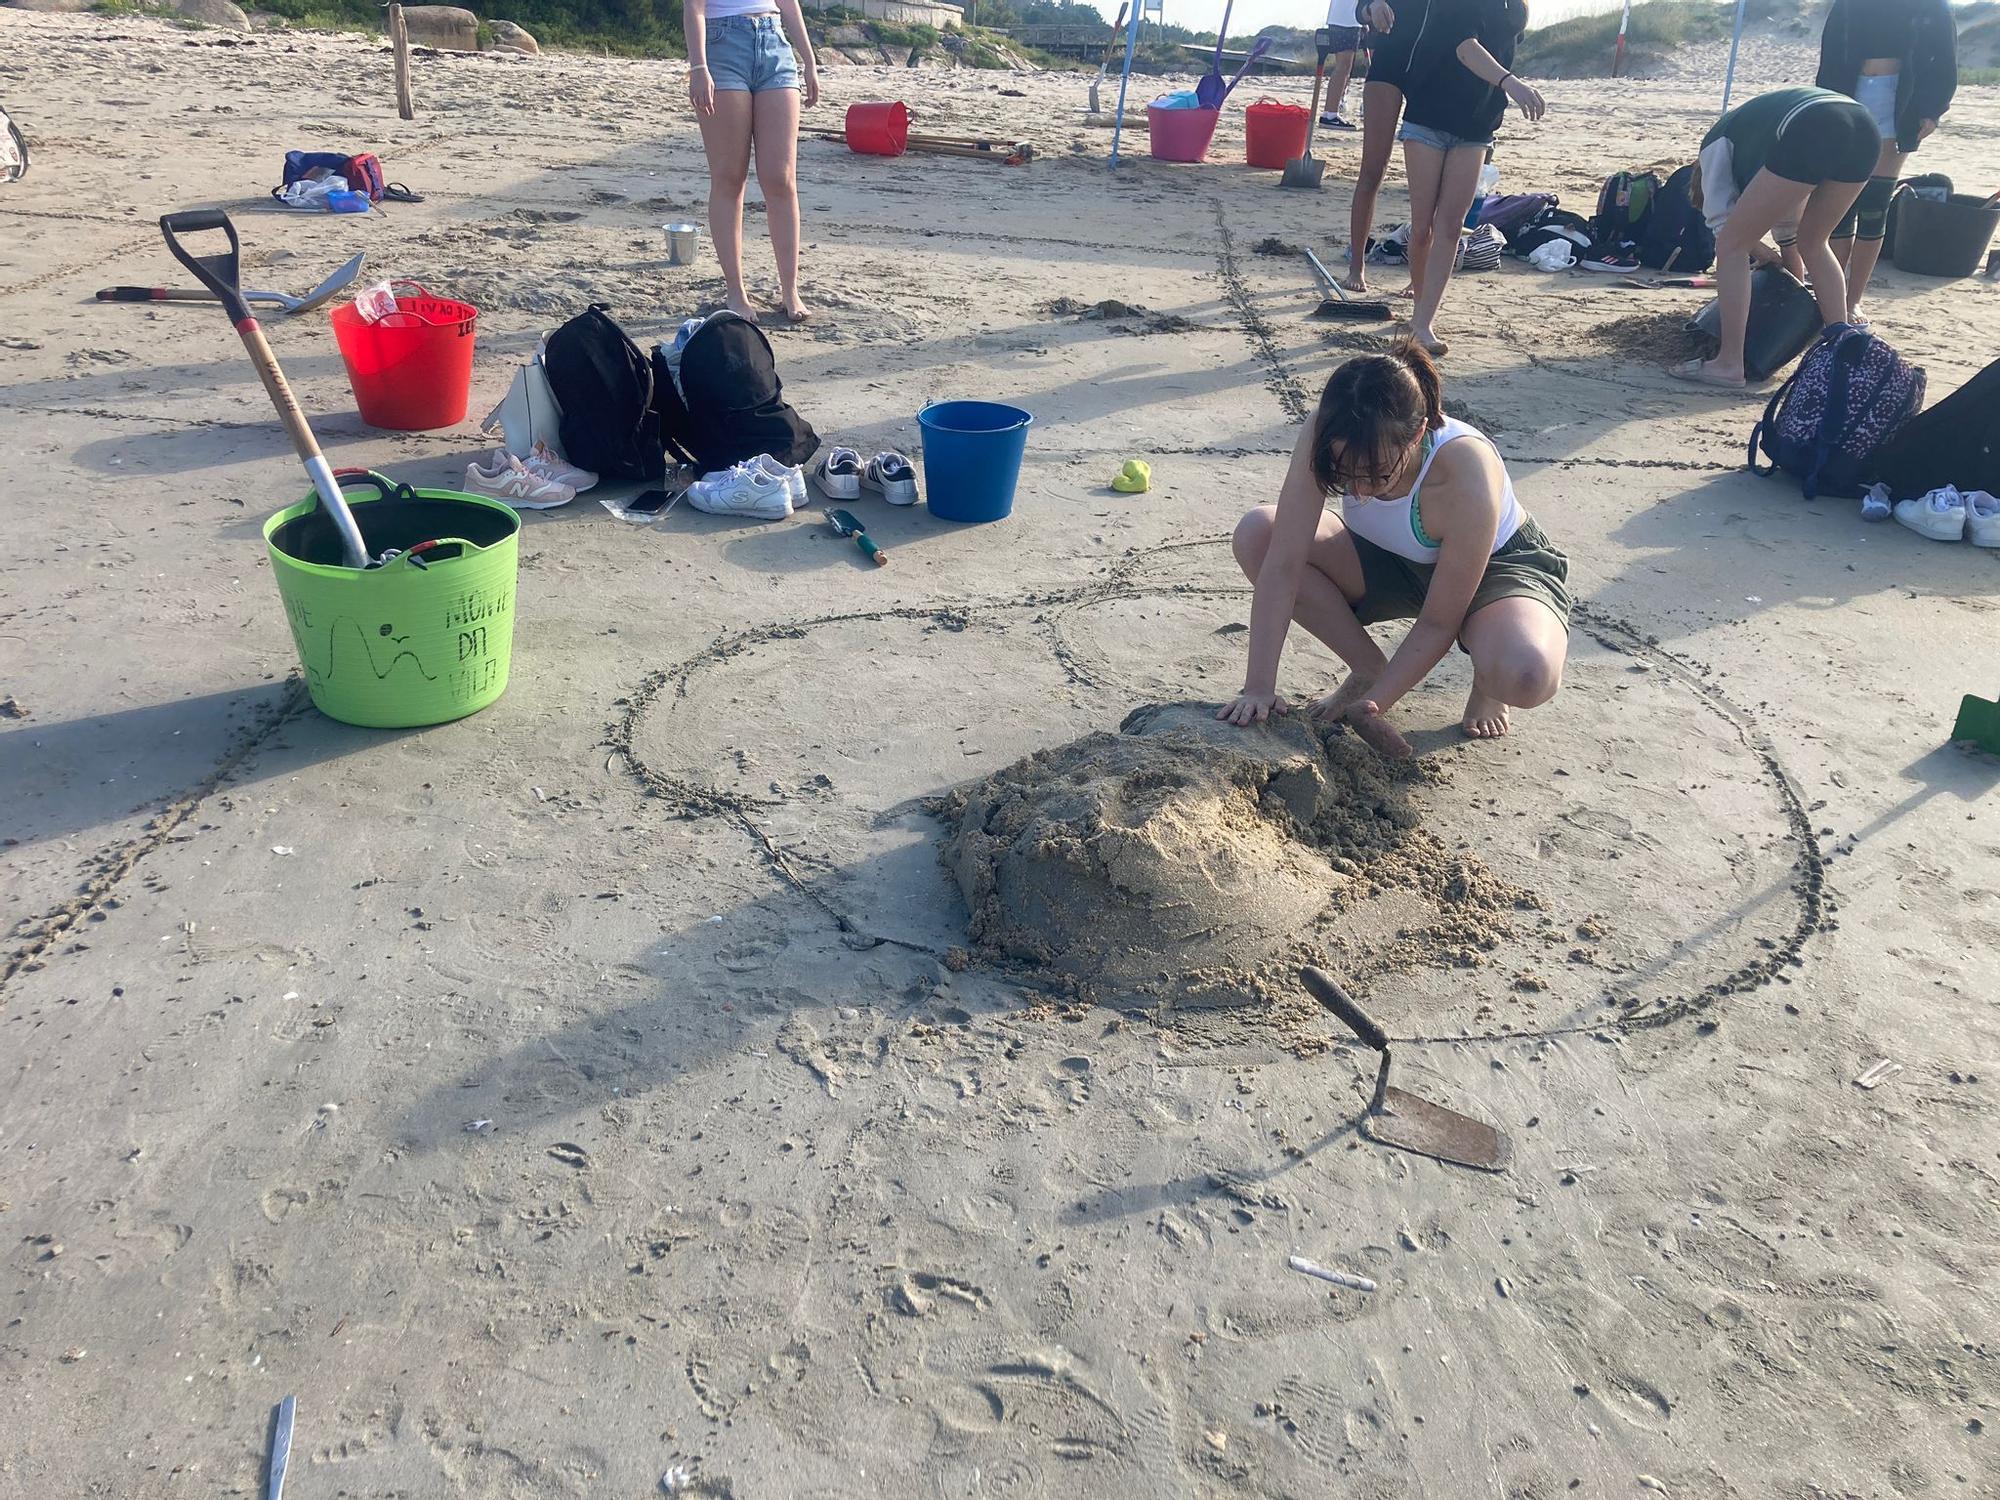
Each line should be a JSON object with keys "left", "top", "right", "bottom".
{"left": 664, "top": 222, "right": 700, "bottom": 266}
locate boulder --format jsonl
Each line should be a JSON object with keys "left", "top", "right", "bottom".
{"left": 170, "top": 0, "right": 251, "bottom": 27}
{"left": 396, "top": 4, "right": 478, "bottom": 52}
{"left": 5, "top": 0, "right": 100, "bottom": 13}
{"left": 487, "top": 19, "right": 537, "bottom": 53}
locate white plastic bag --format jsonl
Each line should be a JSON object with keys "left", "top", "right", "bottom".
{"left": 1529, "top": 238, "right": 1577, "bottom": 272}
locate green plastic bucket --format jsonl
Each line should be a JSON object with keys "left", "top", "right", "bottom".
{"left": 263, "top": 470, "right": 521, "bottom": 728}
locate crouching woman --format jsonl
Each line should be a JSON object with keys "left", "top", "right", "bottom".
{"left": 1218, "top": 342, "right": 1570, "bottom": 758}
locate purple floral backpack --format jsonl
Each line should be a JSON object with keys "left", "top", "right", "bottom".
{"left": 1750, "top": 325, "right": 1925, "bottom": 500}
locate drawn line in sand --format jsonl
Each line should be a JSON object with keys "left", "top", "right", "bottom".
{"left": 1, "top": 680, "right": 310, "bottom": 996}
{"left": 610, "top": 539, "right": 1831, "bottom": 1048}
{"left": 1209, "top": 195, "right": 1313, "bottom": 425}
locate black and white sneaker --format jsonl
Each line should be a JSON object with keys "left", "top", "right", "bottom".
{"left": 1580, "top": 247, "right": 1640, "bottom": 273}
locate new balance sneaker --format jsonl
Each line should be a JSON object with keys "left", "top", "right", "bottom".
{"left": 816, "top": 446, "right": 863, "bottom": 500}
{"left": 1580, "top": 247, "right": 1640, "bottom": 273}
{"left": 464, "top": 455, "right": 576, "bottom": 510}
{"left": 861, "top": 450, "right": 920, "bottom": 507}
{"left": 750, "top": 454, "right": 809, "bottom": 507}
{"left": 524, "top": 440, "right": 597, "bottom": 493}
{"left": 684, "top": 461, "right": 793, "bottom": 521}
{"left": 1966, "top": 490, "right": 2000, "bottom": 548}
{"left": 1893, "top": 486, "right": 1967, "bottom": 542}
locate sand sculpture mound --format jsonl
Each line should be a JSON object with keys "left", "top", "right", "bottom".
{"left": 939, "top": 703, "right": 1430, "bottom": 1008}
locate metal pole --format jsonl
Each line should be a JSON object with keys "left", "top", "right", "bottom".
{"left": 1720, "top": 0, "right": 1748, "bottom": 112}
{"left": 1107, "top": 0, "right": 1144, "bottom": 169}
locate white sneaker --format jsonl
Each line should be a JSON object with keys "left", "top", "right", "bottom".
{"left": 750, "top": 454, "right": 808, "bottom": 507}
{"left": 1967, "top": 490, "right": 2000, "bottom": 548}
{"left": 464, "top": 454, "right": 576, "bottom": 510}
{"left": 684, "top": 461, "right": 793, "bottom": 521}
{"left": 817, "top": 446, "right": 863, "bottom": 500}
{"left": 861, "top": 450, "right": 919, "bottom": 506}
{"left": 1893, "top": 486, "right": 1966, "bottom": 543}
{"left": 523, "top": 440, "right": 597, "bottom": 493}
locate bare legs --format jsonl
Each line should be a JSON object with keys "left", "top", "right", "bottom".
{"left": 1344, "top": 80, "right": 1403, "bottom": 292}
{"left": 1692, "top": 170, "right": 1861, "bottom": 385}
{"left": 698, "top": 86, "right": 808, "bottom": 323}
{"left": 1401, "top": 139, "right": 1484, "bottom": 356}
{"left": 1830, "top": 141, "right": 1906, "bottom": 322}
{"left": 1232, "top": 506, "right": 1567, "bottom": 743}
{"left": 1325, "top": 48, "right": 1357, "bottom": 119}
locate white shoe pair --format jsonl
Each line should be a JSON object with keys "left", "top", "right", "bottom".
{"left": 817, "top": 446, "right": 918, "bottom": 506}
{"left": 1893, "top": 486, "right": 2000, "bottom": 547}
{"left": 464, "top": 442, "right": 598, "bottom": 510}
{"left": 685, "top": 456, "right": 802, "bottom": 522}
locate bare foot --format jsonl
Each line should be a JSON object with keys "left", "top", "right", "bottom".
{"left": 1461, "top": 687, "right": 1512, "bottom": 740}
{"left": 1407, "top": 326, "right": 1448, "bottom": 357}
{"left": 781, "top": 291, "right": 811, "bottom": 324}
{"left": 1340, "top": 269, "right": 1371, "bottom": 294}
{"left": 1394, "top": 282, "right": 1417, "bottom": 299}
{"left": 1346, "top": 702, "right": 1413, "bottom": 760}
{"left": 725, "top": 295, "right": 761, "bottom": 325}
{"left": 1668, "top": 357, "right": 1743, "bottom": 389}
{"left": 1308, "top": 671, "right": 1378, "bottom": 722}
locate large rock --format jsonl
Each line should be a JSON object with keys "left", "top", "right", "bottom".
{"left": 487, "top": 19, "right": 537, "bottom": 53}
{"left": 396, "top": 4, "right": 478, "bottom": 51}
{"left": 170, "top": 0, "right": 251, "bottom": 28}
{"left": 5, "top": 0, "right": 99, "bottom": 13}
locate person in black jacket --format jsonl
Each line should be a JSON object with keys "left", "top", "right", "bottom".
{"left": 1394, "top": 0, "right": 1545, "bottom": 355}
{"left": 1815, "top": 0, "right": 1958, "bottom": 322}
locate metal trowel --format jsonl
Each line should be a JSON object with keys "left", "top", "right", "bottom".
{"left": 1302, "top": 966, "right": 1512, "bottom": 1172}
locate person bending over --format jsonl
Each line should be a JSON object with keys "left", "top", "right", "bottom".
{"left": 1674, "top": 86, "right": 1878, "bottom": 390}
{"left": 1816, "top": 0, "right": 1958, "bottom": 323}
{"left": 1221, "top": 343, "right": 1571, "bottom": 758}
{"left": 1393, "top": 0, "right": 1544, "bottom": 354}
{"left": 685, "top": 0, "right": 819, "bottom": 324}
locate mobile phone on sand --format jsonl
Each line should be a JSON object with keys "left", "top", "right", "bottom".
{"left": 626, "top": 489, "right": 673, "bottom": 516}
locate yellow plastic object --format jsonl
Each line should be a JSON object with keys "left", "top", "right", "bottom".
{"left": 1112, "top": 459, "right": 1152, "bottom": 494}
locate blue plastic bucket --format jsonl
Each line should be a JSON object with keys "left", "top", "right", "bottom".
{"left": 917, "top": 401, "right": 1033, "bottom": 523}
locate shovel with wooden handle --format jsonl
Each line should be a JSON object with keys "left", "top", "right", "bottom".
{"left": 1281, "top": 29, "right": 1334, "bottom": 189}
{"left": 95, "top": 251, "right": 365, "bottom": 316}
{"left": 159, "top": 211, "right": 369, "bottom": 571}
{"left": 1087, "top": 2, "right": 1129, "bottom": 116}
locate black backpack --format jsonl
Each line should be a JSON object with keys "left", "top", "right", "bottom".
{"left": 1865, "top": 353, "right": 1997, "bottom": 499}
{"left": 656, "top": 314, "right": 818, "bottom": 475}
{"left": 542, "top": 304, "right": 666, "bottom": 483}
{"left": 1592, "top": 169, "right": 1661, "bottom": 252}
{"left": 1636, "top": 164, "right": 1715, "bottom": 272}
{"left": 1507, "top": 207, "right": 1595, "bottom": 259}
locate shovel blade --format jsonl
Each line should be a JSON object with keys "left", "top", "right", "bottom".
{"left": 1363, "top": 1086, "right": 1512, "bottom": 1172}
{"left": 1280, "top": 156, "right": 1325, "bottom": 189}
{"left": 281, "top": 252, "right": 366, "bottom": 315}
{"left": 1952, "top": 693, "right": 2000, "bottom": 753}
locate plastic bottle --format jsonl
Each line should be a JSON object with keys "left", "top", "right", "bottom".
{"left": 1465, "top": 152, "right": 1499, "bottom": 229}
{"left": 353, "top": 281, "right": 400, "bottom": 323}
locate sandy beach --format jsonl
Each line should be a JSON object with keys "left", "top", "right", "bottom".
{"left": 3, "top": 9, "right": 1999, "bottom": 1495}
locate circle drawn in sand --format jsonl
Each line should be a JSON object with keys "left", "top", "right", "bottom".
{"left": 613, "top": 552, "right": 1825, "bottom": 1042}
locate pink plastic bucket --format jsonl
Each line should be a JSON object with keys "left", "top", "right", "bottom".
{"left": 1147, "top": 105, "right": 1220, "bottom": 164}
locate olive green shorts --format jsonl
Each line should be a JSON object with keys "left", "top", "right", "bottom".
{"left": 1351, "top": 515, "right": 1572, "bottom": 632}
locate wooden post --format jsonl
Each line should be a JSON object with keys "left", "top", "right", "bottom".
{"left": 388, "top": 3, "right": 414, "bottom": 121}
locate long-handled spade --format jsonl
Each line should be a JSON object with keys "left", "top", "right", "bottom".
{"left": 1086, "top": 3, "right": 1129, "bottom": 118}
{"left": 1301, "top": 967, "right": 1513, "bottom": 1172}
{"left": 95, "top": 251, "right": 365, "bottom": 316}
{"left": 160, "top": 211, "right": 369, "bottom": 571}
{"left": 1281, "top": 28, "right": 1333, "bottom": 189}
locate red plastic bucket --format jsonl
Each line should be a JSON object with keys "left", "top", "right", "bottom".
{"left": 1147, "top": 105, "right": 1220, "bottom": 164}
{"left": 845, "top": 101, "right": 909, "bottom": 157}
{"left": 330, "top": 281, "right": 477, "bottom": 431}
{"left": 1244, "top": 97, "right": 1309, "bottom": 170}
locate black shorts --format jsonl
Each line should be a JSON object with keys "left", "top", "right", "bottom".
{"left": 1366, "top": 32, "right": 1415, "bottom": 89}
{"left": 1767, "top": 98, "right": 1880, "bottom": 185}
{"left": 1326, "top": 24, "right": 1364, "bottom": 52}
{"left": 1351, "top": 517, "right": 1573, "bottom": 630}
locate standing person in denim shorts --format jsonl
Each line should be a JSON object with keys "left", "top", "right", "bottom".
{"left": 685, "top": 0, "right": 819, "bottom": 324}
{"left": 1395, "top": 0, "right": 1543, "bottom": 356}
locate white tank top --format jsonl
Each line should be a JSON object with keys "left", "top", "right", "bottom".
{"left": 1341, "top": 417, "right": 1523, "bottom": 565}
